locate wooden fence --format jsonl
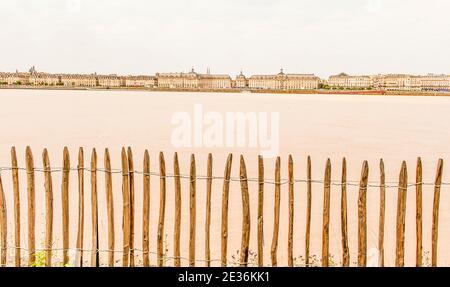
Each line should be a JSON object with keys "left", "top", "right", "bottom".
{"left": 0, "top": 146, "right": 446, "bottom": 267}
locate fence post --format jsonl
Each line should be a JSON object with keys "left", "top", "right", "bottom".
{"left": 5, "top": 148, "right": 443, "bottom": 268}
{"left": 288, "top": 155, "right": 294, "bottom": 267}
{"left": 173, "top": 152, "right": 181, "bottom": 267}
{"left": 322, "top": 159, "right": 331, "bottom": 267}
{"left": 157, "top": 152, "right": 166, "bottom": 267}
{"left": 432, "top": 159, "right": 444, "bottom": 267}
{"left": 239, "top": 155, "right": 250, "bottom": 267}
{"left": 257, "top": 155, "right": 264, "bottom": 267}
{"left": 0, "top": 171, "right": 7, "bottom": 267}
{"left": 341, "top": 158, "right": 349, "bottom": 267}
{"left": 205, "top": 153, "right": 213, "bottom": 267}
{"left": 358, "top": 161, "right": 369, "bottom": 267}
{"left": 43, "top": 149, "right": 53, "bottom": 267}
{"left": 62, "top": 147, "right": 70, "bottom": 266}
{"left": 26, "top": 146, "right": 36, "bottom": 267}
{"left": 271, "top": 157, "right": 281, "bottom": 267}
{"left": 104, "top": 148, "right": 115, "bottom": 267}
{"left": 127, "top": 147, "right": 135, "bottom": 267}
{"left": 189, "top": 154, "right": 196, "bottom": 267}
{"left": 221, "top": 154, "right": 233, "bottom": 267}
{"left": 305, "top": 156, "right": 312, "bottom": 267}
{"left": 90, "top": 149, "right": 99, "bottom": 267}
{"left": 121, "top": 148, "right": 130, "bottom": 267}
{"left": 143, "top": 150, "right": 150, "bottom": 267}
{"left": 378, "top": 159, "right": 385, "bottom": 267}
{"left": 395, "top": 161, "right": 408, "bottom": 267}
{"left": 75, "top": 147, "right": 84, "bottom": 267}
{"left": 11, "top": 147, "right": 21, "bottom": 267}
{"left": 415, "top": 158, "right": 423, "bottom": 267}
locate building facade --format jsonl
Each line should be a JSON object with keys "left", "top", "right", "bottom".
{"left": 198, "top": 73, "right": 232, "bottom": 89}
{"left": 29, "top": 73, "right": 60, "bottom": 86}
{"left": 1, "top": 71, "right": 32, "bottom": 85}
{"left": 284, "top": 74, "right": 320, "bottom": 90}
{"left": 249, "top": 69, "right": 320, "bottom": 90}
{"left": 0, "top": 73, "right": 20, "bottom": 85}
{"left": 249, "top": 74, "right": 282, "bottom": 90}
{"left": 156, "top": 70, "right": 199, "bottom": 89}
{"left": 414, "top": 74, "right": 450, "bottom": 91}
{"left": 235, "top": 71, "right": 248, "bottom": 88}
{"left": 97, "top": 75, "right": 121, "bottom": 87}
{"left": 156, "top": 69, "right": 231, "bottom": 89}
{"left": 377, "top": 74, "right": 421, "bottom": 91}
{"left": 124, "top": 75, "right": 156, "bottom": 87}
{"left": 373, "top": 74, "right": 450, "bottom": 91}
{"left": 328, "top": 73, "right": 372, "bottom": 89}
{"left": 60, "top": 74, "right": 97, "bottom": 87}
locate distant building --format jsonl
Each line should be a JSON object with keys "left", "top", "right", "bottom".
{"left": 420, "top": 74, "right": 450, "bottom": 91}
{"left": 249, "top": 71, "right": 284, "bottom": 90}
{"left": 60, "top": 74, "right": 97, "bottom": 87}
{"left": 124, "top": 75, "right": 156, "bottom": 87}
{"left": 235, "top": 71, "right": 248, "bottom": 88}
{"left": 97, "top": 74, "right": 121, "bottom": 87}
{"left": 375, "top": 74, "right": 413, "bottom": 91}
{"left": 249, "top": 69, "right": 320, "bottom": 90}
{"left": 156, "top": 69, "right": 199, "bottom": 89}
{"left": 16, "top": 72, "right": 30, "bottom": 85}
{"left": 29, "top": 73, "right": 60, "bottom": 86}
{"left": 376, "top": 74, "right": 422, "bottom": 91}
{"left": 198, "top": 69, "right": 232, "bottom": 89}
{"left": 0, "top": 72, "right": 20, "bottom": 85}
{"left": 328, "top": 73, "right": 372, "bottom": 89}
{"left": 156, "top": 68, "right": 231, "bottom": 89}
{"left": 374, "top": 74, "right": 450, "bottom": 91}
{"left": 284, "top": 74, "right": 320, "bottom": 90}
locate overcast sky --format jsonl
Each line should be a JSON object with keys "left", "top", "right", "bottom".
{"left": 1, "top": 0, "right": 449, "bottom": 77}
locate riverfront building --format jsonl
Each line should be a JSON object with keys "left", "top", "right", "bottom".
{"left": 0, "top": 72, "right": 20, "bottom": 85}
{"left": 249, "top": 69, "right": 320, "bottom": 90}
{"left": 29, "top": 73, "right": 60, "bottom": 86}
{"left": 328, "top": 73, "right": 372, "bottom": 89}
{"left": 97, "top": 75, "right": 121, "bottom": 87}
{"left": 328, "top": 73, "right": 450, "bottom": 91}
{"left": 0, "top": 71, "right": 30, "bottom": 85}
{"left": 156, "top": 70, "right": 199, "bottom": 89}
{"left": 155, "top": 68, "right": 232, "bottom": 89}
{"left": 374, "top": 74, "right": 450, "bottom": 91}
{"left": 123, "top": 75, "right": 156, "bottom": 88}
{"left": 198, "top": 72, "right": 232, "bottom": 89}
{"left": 419, "top": 74, "right": 450, "bottom": 91}
{"left": 60, "top": 74, "right": 97, "bottom": 87}
{"left": 235, "top": 71, "right": 249, "bottom": 88}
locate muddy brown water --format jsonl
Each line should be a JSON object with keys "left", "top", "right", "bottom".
{"left": 1, "top": 89, "right": 450, "bottom": 266}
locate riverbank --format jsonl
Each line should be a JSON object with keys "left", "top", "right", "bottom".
{"left": 1, "top": 85, "right": 449, "bottom": 97}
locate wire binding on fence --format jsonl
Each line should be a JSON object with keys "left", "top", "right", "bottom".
{"left": 1, "top": 246, "right": 310, "bottom": 267}
{"left": 0, "top": 166, "right": 448, "bottom": 189}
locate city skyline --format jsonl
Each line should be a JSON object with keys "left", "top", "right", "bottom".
{"left": 2, "top": 66, "right": 450, "bottom": 92}
{"left": 1, "top": 0, "right": 450, "bottom": 78}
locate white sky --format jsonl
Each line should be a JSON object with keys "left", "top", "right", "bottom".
{"left": 1, "top": 0, "right": 449, "bottom": 78}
